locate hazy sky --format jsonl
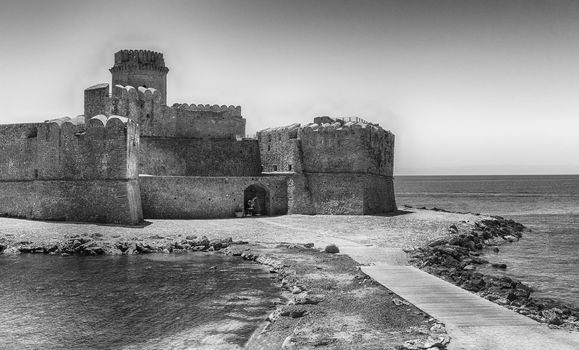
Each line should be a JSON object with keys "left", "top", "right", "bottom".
{"left": 1, "top": 0, "right": 578, "bottom": 175}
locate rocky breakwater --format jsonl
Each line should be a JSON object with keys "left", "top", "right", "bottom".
{"left": 406, "top": 217, "right": 579, "bottom": 331}
{"left": 0, "top": 233, "right": 243, "bottom": 256}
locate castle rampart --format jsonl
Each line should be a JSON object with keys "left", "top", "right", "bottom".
{"left": 257, "top": 123, "right": 301, "bottom": 173}
{"left": 0, "top": 116, "right": 142, "bottom": 224}
{"left": 257, "top": 116, "right": 397, "bottom": 215}
{"left": 139, "top": 137, "right": 261, "bottom": 177}
{"left": 110, "top": 50, "right": 169, "bottom": 104}
{"left": 300, "top": 121, "right": 395, "bottom": 176}
{"left": 139, "top": 175, "right": 288, "bottom": 219}
{"left": 84, "top": 83, "right": 109, "bottom": 118}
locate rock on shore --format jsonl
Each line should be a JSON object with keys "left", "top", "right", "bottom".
{"left": 0, "top": 233, "right": 242, "bottom": 256}
{"left": 407, "top": 216, "right": 579, "bottom": 331}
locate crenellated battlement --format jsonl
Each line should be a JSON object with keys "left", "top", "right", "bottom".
{"left": 110, "top": 49, "right": 168, "bottom": 73}
{"left": 110, "top": 84, "right": 163, "bottom": 122}
{"left": 258, "top": 123, "right": 300, "bottom": 135}
{"left": 301, "top": 120, "right": 392, "bottom": 135}
{"left": 37, "top": 115, "right": 132, "bottom": 146}
{"left": 297, "top": 116, "right": 395, "bottom": 177}
{"left": 45, "top": 115, "right": 86, "bottom": 127}
{"left": 110, "top": 49, "right": 169, "bottom": 104}
{"left": 171, "top": 103, "right": 242, "bottom": 117}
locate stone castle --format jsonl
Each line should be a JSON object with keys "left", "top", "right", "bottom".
{"left": 0, "top": 50, "right": 396, "bottom": 224}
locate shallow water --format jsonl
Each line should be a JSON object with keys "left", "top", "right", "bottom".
{"left": 0, "top": 254, "right": 281, "bottom": 349}
{"left": 396, "top": 175, "right": 579, "bottom": 308}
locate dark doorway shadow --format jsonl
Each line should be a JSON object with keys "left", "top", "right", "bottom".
{"left": 243, "top": 184, "right": 269, "bottom": 216}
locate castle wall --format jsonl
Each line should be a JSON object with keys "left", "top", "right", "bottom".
{"left": 287, "top": 173, "right": 396, "bottom": 215}
{"left": 0, "top": 117, "right": 143, "bottom": 224}
{"left": 300, "top": 123, "right": 395, "bottom": 176}
{"left": 363, "top": 174, "right": 397, "bottom": 214}
{"left": 0, "top": 179, "right": 141, "bottom": 224}
{"left": 139, "top": 175, "right": 288, "bottom": 219}
{"left": 109, "top": 87, "right": 246, "bottom": 140}
{"left": 110, "top": 50, "right": 169, "bottom": 104}
{"left": 0, "top": 123, "right": 42, "bottom": 181}
{"left": 257, "top": 124, "right": 302, "bottom": 173}
{"left": 84, "top": 83, "right": 109, "bottom": 118}
{"left": 287, "top": 174, "right": 314, "bottom": 214}
{"left": 139, "top": 137, "right": 261, "bottom": 176}
{"left": 300, "top": 173, "right": 365, "bottom": 215}
{"left": 272, "top": 121, "right": 398, "bottom": 215}
{"left": 173, "top": 105, "right": 245, "bottom": 139}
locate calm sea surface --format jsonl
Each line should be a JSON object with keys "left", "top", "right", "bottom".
{"left": 0, "top": 254, "right": 280, "bottom": 349}
{"left": 395, "top": 175, "right": 579, "bottom": 308}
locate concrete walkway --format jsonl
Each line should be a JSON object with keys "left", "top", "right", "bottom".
{"left": 359, "top": 258, "right": 579, "bottom": 350}
{"left": 251, "top": 218, "right": 579, "bottom": 350}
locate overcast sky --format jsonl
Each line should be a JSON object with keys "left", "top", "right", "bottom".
{"left": 1, "top": 0, "right": 577, "bottom": 175}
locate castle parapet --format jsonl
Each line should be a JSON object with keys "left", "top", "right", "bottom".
{"left": 0, "top": 116, "right": 142, "bottom": 224}
{"left": 110, "top": 49, "right": 169, "bottom": 73}
{"left": 167, "top": 102, "right": 245, "bottom": 139}
{"left": 110, "top": 49, "right": 169, "bottom": 104}
{"left": 300, "top": 117, "right": 395, "bottom": 177}
{"left": 172, "top": 103, "right": 242, "bottom": 117}
{"left": 257, "top": 123, "right": 302, "bottom": 173}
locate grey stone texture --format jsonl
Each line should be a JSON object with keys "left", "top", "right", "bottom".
{"left": 0, "top": 49, "right": 396, "bottom": 224}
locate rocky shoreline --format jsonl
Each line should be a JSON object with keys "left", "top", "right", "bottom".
{"left": 239, "top": 244, "right": 452, "bottom": 350}
{"left": 406, "top": 215, "right": 579, "bottom": 331}
{"left": 0, "top": 232, "right": 242, "bottom": 256}
{"left": 0, "top": 231, "right": 453, "bottom": 349}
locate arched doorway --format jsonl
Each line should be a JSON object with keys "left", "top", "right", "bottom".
{"left": 244, "top": 184, "right": 269, "bottom": 216}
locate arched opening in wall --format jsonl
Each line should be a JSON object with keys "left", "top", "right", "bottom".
{"left": 244, "top": 184, "right": 269, "bottom": 216}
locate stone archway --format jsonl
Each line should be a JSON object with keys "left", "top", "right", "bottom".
{"left": 244, "top": 184, "right": 269, "bottom": 216}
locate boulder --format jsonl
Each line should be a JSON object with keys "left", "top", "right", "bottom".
{"left": 324, "top": 244, "right": 340, "bottom": 254}
{"left": 428, "top": 238, "right": 448, "bottom": 247}
{"left": 542, "top": 309, "right": 563, "bottom": 325}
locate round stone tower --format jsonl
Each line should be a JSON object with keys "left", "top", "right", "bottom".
{"left": 110, "top": 49, "right": 169, "bottom": 104}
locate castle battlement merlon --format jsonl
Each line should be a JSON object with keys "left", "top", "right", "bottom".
{"left": 172, "top": 103, "right": 242, "bottom": 116}
{"left": 110, "top": 49, "right": 169, "bottom": 73}
{"left": 46, "top": 116, "right": 86, "bottom": 127}
{"left": 302, "top": 120, "right": 393, "bottom": 137}
{"left": 110, "top": 49, "right": 168, "bottom": 105}
{"left": 39, "top": 115, "right": 134, "bottom": 141}
{"left": 258, "top": 123, "right": 301, "bottom": 135}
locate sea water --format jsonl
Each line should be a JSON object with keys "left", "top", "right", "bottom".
{"left": 0, "top": 254, "right": 280, "bottom": 349}
{"left": 395, "top": 175, "right": 579, "bottom": 308}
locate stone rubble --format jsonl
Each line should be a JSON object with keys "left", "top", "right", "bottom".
{"left": 407, "top": 216, "right": 579, "bottom": 331}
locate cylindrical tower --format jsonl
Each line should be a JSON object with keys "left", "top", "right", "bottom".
{"left": 109, "top": 49, "right": 169, "bottom": 104}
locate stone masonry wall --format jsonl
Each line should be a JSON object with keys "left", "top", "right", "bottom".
{"left": 84, "top": 83, "right": 109, "bottom": 118}
{"left": 110, "top": 85, "right": 246, "bottom": 140}
{"left": 300, "top": 122, "right": 395, "bottom": 176}
{"left": 110, "top": 50, "right": 169, "bottom": 104}
{"left": 287, "top": 173, "right": 396, "bottom": 215}
{"left": 139, "top": 137, "right": 261, "bottom": 176}
{"left": 363, "top": 174, "right": 397, "bottom": 214}
{"left": 139, "top": 175, "right": 288, "bottom": 219}
{"left": 0, "top": 179, "right": 141, "bottom": 224}
{"left": 257, "top": 124, "right": 301, "bottom": 173}
{"left": 0, "top": 117, "right": 142, "bottom": 224}
{"left": 173, "top": 105, "right": 245, "bottom": 139}
{"left": 300, "top": 173, "right": 365, "bottom": 215}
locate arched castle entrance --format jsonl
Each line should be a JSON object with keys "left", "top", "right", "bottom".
{"left": 244, "top": 184, "right": 269, "bottom": 216}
